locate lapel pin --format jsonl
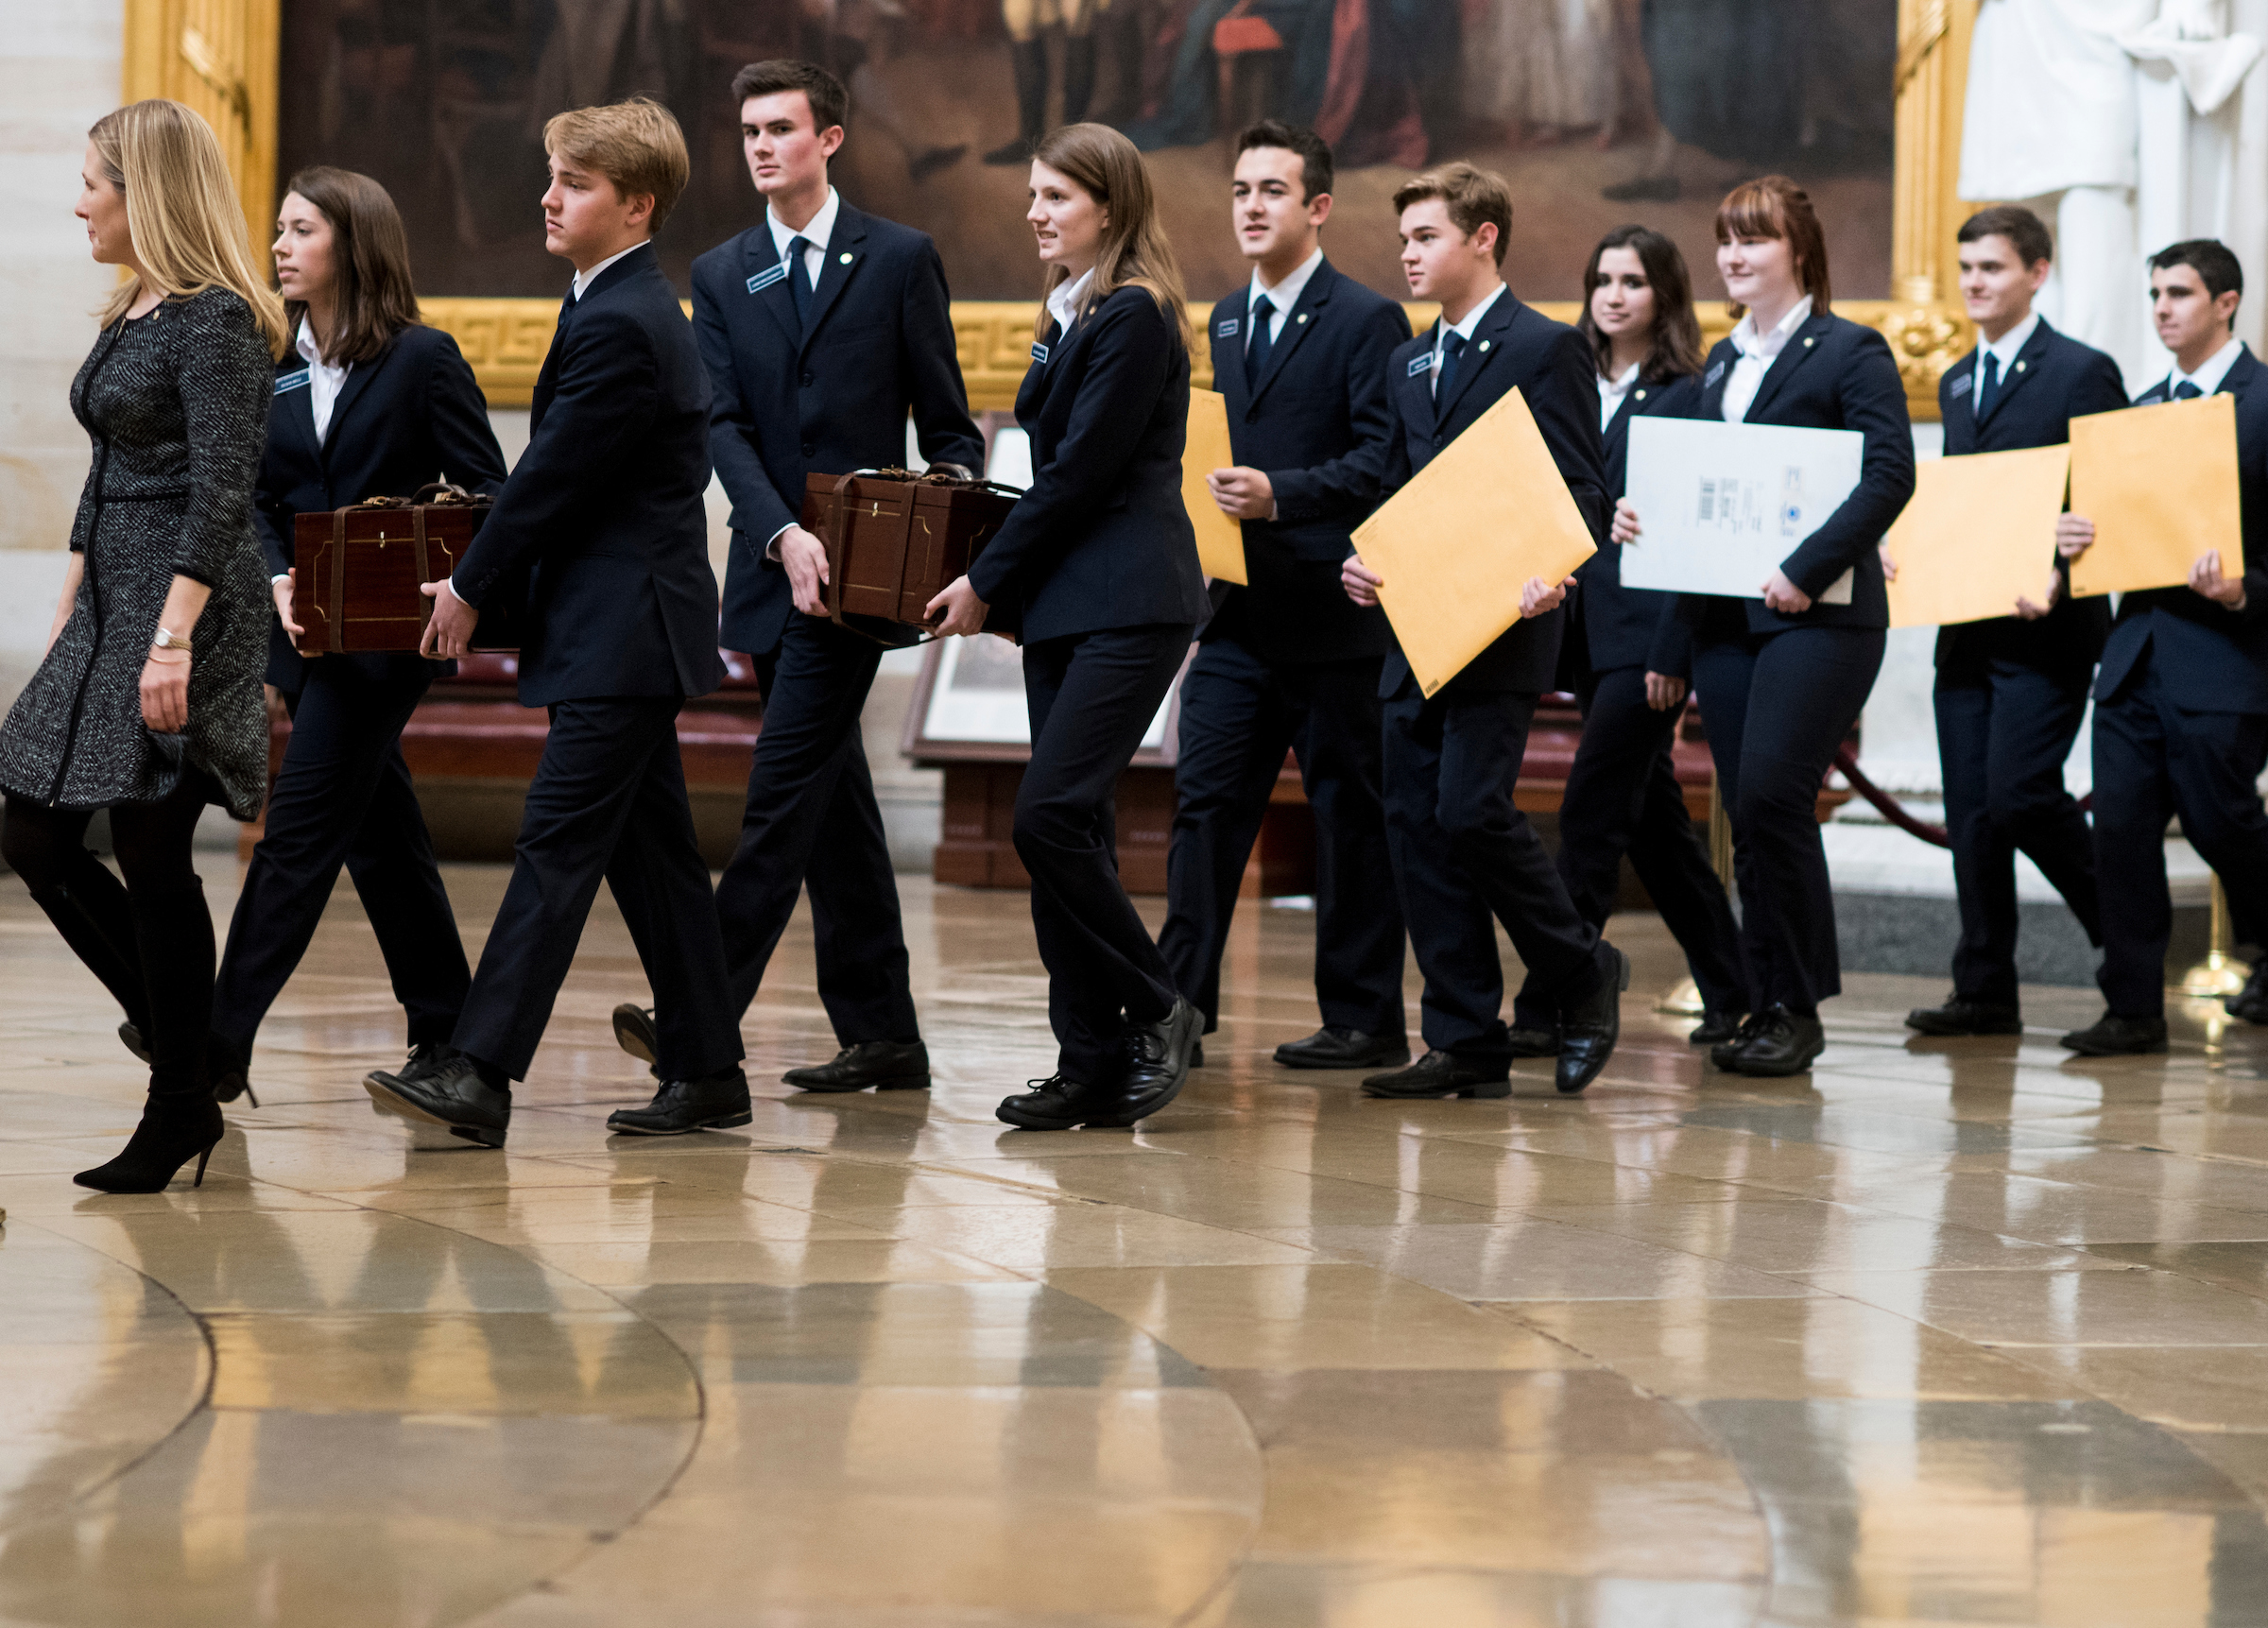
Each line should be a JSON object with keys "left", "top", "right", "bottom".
{"left": 840, "top": 252, "right": 853, "bottom": 264}
{"left": 2016, "top": 360, "right": 2026, "bottom": 371}
{"left": 1297, "top": 313, "right": 1308, "bottom": 324}
{"left": 1478, "top": 339, "right": 1491, "bottom": 352}
{"left": 1803, "top": 336, "right": 1814, "bottom": 347}
{"left": 1636, "top": 389, "right": 1647, "bottom": 401}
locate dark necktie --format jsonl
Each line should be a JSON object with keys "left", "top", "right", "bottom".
{"left": 786, "top": 236, "right": 814, "bottom": 330}
{"left": 1435, "top": 330, "right": 1469, "bottom": 400}
{"left": 2176, "top": 380, "right": 2205, "bottom": 399}
{"left": 1246, "top": 294, "right": 1275, "bottom": 390}
{"left": 1975, "top": 351, "right": 1999, "bottom": 419}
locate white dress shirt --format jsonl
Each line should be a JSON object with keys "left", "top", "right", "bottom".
{"left": 1972, "top": 310, "right": 2039, "bottom": 404}
{"left": 2170, "top": 334, "right": 2248, "bottom": 398}
{"left": 1597, "top": 360, "right": 1640, "bottom": 432}
{"left": 1431, "top": 280, "right": 1507, "bottom": 392}
{"left": 1246, "top": 247, "right": 1324, "bottom": 351}
{"left": 571, "top": 241, "right": 645, "bottom": 301}
{"left": 294, "top": 317, "right": 350, "bottom": 446}
{"left": 1046, "top": 267, "right": 1097, "bottom": 337}
{"left": 766, "top": 186, "right": 842, "bottom": 290}
{"left": 1720, "top": 295, "right": 1813, "bottom": 423}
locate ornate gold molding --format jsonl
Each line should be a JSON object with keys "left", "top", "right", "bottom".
{"left": 122, "top": 0, "right": 279, "bottom": 240}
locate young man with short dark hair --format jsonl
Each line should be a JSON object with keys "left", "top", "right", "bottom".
{"left": 369, "top": 97, "right": 747, "bottom": 1146}
{"left": 2059, "top": 238, "right": 2268, "bottom": 1054}
{"left": 1901, "top": 204, "right": 2126, "bottom": 1040}
{"left": 603, "top": 60, "right": 984, "bottom": 1116}
{"left": 1342, "top": 162, "right": 1626, "bottom": 1098}
{"left": 1159, "top": 120, "right": 1413, "bottom": 1072}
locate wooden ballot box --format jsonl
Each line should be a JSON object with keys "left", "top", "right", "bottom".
{"left": 801, "top": 469, "right": 1021, "bottom": 641}
{"left": 292, "top": 486, "right": 516, "bottom": 654}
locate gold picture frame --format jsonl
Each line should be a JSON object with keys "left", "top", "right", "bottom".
{"left": 130, "top": 0, "right": 1975, "bottom": 419}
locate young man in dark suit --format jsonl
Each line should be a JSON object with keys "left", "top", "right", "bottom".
{"left": 1342, "top": 163, "right": 1626, "bottom": 1099}
{"left": 610, "top": 60, "right": 985, "bottom": 1105}
{"left": 368, "top": 97, "right": 746, "bottom": 1146}
{"left": 2060, "top": 238, "right": 2268, "bottom": 1054}
{"left": 1159, "top": 120, "right": 1413, "bottom": 1073}
{"left": 1902, "top": 206, "right": 2125, "bottom": 1039}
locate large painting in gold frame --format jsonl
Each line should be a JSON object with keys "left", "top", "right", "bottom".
{"left": 126, "top": 0, "right": 1976, "bottom": 418}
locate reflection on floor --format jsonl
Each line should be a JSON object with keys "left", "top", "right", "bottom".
{"left": 5, "top": 866, "right": 2268, "bottom": 1626}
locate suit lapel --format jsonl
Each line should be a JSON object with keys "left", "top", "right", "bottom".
{"left": 1743, "top": 313, "right": 1831, "bottom": 422}
{"left": 1946, "top": 346, "right": 1979, "bottom": 441}
{"left": 1603, "top": 389, "right": 1639, "bottom": 461}
{"left": 1698, "top": 341, "right": 1735, "bottom": 420}
{"left": 1434, "top": 295, "right": 1513, "bottom": 427}
{"left": 1247, "top": 263, "right": 1333, "bottom": 406}
{"left": 1401, "top": 330, "right": 1443, "bottom": 436}
{"left": 799, "top": 207, "right": 869, "bottom": 358}
{"left": 320, "top": 340, "right": 389, "bottom": 459}
{"left": 2219, "top": 347, "right": 2260, "bottom": 401}
{"left": 1212, "top": 300, "right": 1249, "bottom": 420}
{"left": 274, "top": 358, "right": 321, "bottom": 460}
{"left": 741, "top": 225, "right": 802, "bottom": 349}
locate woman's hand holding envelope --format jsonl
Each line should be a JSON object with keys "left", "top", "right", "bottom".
{"left": 1342, "top": 553, "right": 1383, "bottom": 607}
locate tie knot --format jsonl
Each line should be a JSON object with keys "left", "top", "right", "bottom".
{"left": 1443, "top": 331, "right": 1469, "bottom": 358}
{"left": 789, "top": 236, "right": 813, "bottom": 259}
{"left": 1252, "top": 295, "right": 1273, "bottom": 320}
{"left": 2176, "top": 380, "right": 2205, "bottom": 399}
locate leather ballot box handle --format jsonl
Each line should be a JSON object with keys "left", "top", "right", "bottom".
{"left": 821, "top": 467, "right": 1024, "bottom": 647}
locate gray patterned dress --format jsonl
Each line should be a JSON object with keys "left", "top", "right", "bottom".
{"left": 0, "top": 288, "right": 273, "bottom": 820}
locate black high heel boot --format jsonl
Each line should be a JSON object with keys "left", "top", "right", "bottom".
{"left": 75, "top": 1090, "right": 225, "bottom": 1192}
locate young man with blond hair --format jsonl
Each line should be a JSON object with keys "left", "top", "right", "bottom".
{"left": 368, "top": 96, "right": 747, "bottom": 1147}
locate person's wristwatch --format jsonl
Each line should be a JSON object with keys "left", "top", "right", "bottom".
{"left": 152, "top": 626, "right": 193, "bottom": 654}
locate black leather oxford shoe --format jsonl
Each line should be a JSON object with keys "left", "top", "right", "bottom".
{"left": 1688, "top": 1008, "right": 1744, "bottom": 1046}
{"left": 1273, "top": 1027, "right": 1411, "bottom": 1070}
{"left": 611, "top": 1003, "right": 659, "bottom": 1064}
{"left": 2058, "top": 1013, "right": 2169, "bottom": 1056}
{"left": 1905, "top": 997, "right": 2022, "bottom": 1037}
{"left": 607, "top": 1068, "right": 754, "bottom": 1135}
{"left": 996, "top": 1074, "right": 1116, "bottom": 1130}
{"left": 1360, "top": 1049, "right": 1510, "bottom": 1099}
{"left": 1555, "top": 945, "right": 1628, "bottom": 1094}
{"left": 1720, "top": 1007, "right": 1827, "bottom": 1076}
{"left": 1505, "top": 1025, "right": 1561, "bottom": 1058}
{"left": 365, "top": 1052, "right": 511, "bottom": 1148}
{"left": 1108, "top": 999, "right": 1202, "bottom": 1124}
{"left": 2225, "top": 963, "right": 2268, "bottom": 1026}
{"left": 1710, "top": 1012, "right": 1770, "bottom": 1071}
{"left": 782, "top": 1040, "right": 932, "bottom": 1093}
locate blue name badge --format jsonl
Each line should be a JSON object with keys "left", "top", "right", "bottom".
{"left": 746, "top": 263, "right": 788, "bottom": 295}
{"left": 273, "top": 368, "right": 311, "bottom": 395}
{"left": 1216, "top": 317, "right": 1240, "bottom": 338}
{"left": 1949, "top": 372, "right": 1973, "bottom": 398}
{"left": 1705, "top": 360, "right": 1727, "bottom": 387}
{"left": 1407, "top": 353, "right": 1433, "bottom": 378}
{"left": 1031, "top": 342, "right": 1050, "bottom": 364}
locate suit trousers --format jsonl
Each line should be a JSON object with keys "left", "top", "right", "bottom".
{"left": 1933, "top": 657, "right": 2100, "bottom": 1006}
{"left": 1159, "top": 639, "right": 1406, "bottom": 1037}
{"left": 452, "top": 695, "right": 742, "bottom": 1082}
{"left": 712, "top": 613, "right": 918, "bottom": 1040}
{"left": 2092, "top": 660, "right": 2268, "bottom": 1017}
{"left": 1690, "top": 625, "right": 1884, "bottom": 1016}
{"left": 213, "top": 659, "right": 469, "bottom": 1060}
{"left": 1514, "top": 663, "right": 1747, "bottom": 1028}
{"left": 1383, "top": 681, "right": 1608, "bottom": 1062}
{"left": 1018, "top": 624, "right": 1194, "bottom": 1084}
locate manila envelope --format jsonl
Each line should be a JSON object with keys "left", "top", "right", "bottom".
{"left": 1182, "top": 388, "right": 1246, "bottom": 584}
{"left": 1350, "top": 386, "right": 1597, "bottom": 696}
{"left": 2069, "top": 391, "right": 2241, "bottom": 597}
{"left": 1883, "top": 443, "right": 2070, "bottom": 627}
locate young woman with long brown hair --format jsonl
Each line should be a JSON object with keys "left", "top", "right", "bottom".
{"left": 926, "top": 122, "right": 1210, "bottom": 1130}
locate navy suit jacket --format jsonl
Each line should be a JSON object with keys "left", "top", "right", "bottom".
{"left": 1935, "top": 318, "right": 2124, "bottom": 681}
{"left": 967, "top": 286, "right": 1209, "bottom": 642}
{"left": 1377, "top": 292, "right": 1610, "bottom": 696}
{"left": 2094, "top": 344, "right": 2268, "bottom": 713}
{"left": 690, "top": 202, "right": 984, "bottom": 656}
{"left": 252, "top": 323, "right": 507, "bottom": 692}
{"left": 1198, "top": 259, "right": 1408, "bottom": 665}
{"left": 1571, "top": 369, "right": 1701, "bottom": 679}
{"left": 1681, "top": 311, "right": 1916, "bottom": 638}
{"left": 451, "top": 245, "right": 725, "bottom": 707}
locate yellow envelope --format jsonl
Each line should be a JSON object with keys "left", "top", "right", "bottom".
{"left": 1182, "top": 388, "right": 1246, "bottom": 584}
{"left": 2069, "top": 391, "right": 2242, "bottom": 597}
{"left": 1883, "top": 444, "right": 2070, "bottom": 627}
{"left": 1350, "top": 386, "right": 1597, "bottom": 696}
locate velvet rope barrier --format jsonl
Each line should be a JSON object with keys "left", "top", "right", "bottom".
{"left": 1830, "top": 746, "right": 1950, "bottom": 848}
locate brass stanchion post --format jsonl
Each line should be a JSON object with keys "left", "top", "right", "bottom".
{"left": 2177, "top": 875, "right": 2246, "bottom": 998}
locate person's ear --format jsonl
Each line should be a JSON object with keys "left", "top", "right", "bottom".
{"left": 1472, "top": 221, "right": 1499, "bottom": 260}
{"left": 818, "top": 125, "right": 846, "bottom": 162}
{"left": 1309, "top": 192, "right": 1333, "bottom": 230}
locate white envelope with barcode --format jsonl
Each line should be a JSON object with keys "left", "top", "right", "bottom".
{"left": 1619, "top": 417, "right": 1863, "bottom": 604}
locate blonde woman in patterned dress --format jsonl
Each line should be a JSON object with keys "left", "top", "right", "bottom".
{"left": 0, "top": 100, "right": 285, "bottom": 1191}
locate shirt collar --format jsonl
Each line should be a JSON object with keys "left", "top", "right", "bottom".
{"left": 1729, "top": 295, "right": 1813, "bottom": 362}
{"left": 767, "top": 186, "right": 841, "bottom": 262}
{"left": 294, "top": 317, "right": 335, "bottom": 372}
{"left": 1599, "top": 359, "right": 1641, "bottom": 398}
{"left": 573, "top": 241, "right": 646, "bottom": 301}
{"left": 1046, "top": 267, "right": 1096, "bottom": 337}
{"left": 1439, "top": 281, "right": 1508, "bottom": 347}
{"left": 2174, "top": 334, "right": 2247, "bottom": 397}
{"left": 1250, "top": 248, "right": 1325, "bottom": 316}
{"left": 1979, "top": 311, "right": 2040, "bottom": 373}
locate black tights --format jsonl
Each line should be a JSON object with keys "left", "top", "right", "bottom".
{"left": 4, "top": 774, "right": 218, "bottom": 1095}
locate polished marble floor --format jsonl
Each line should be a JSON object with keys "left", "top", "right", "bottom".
{"left": 5, "top": 865, "right": 2268, "bottom": 1627}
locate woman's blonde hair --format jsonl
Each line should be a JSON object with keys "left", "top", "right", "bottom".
{"left": 1030, "top": 123, "right": 1192, "bottom": 348}
{"left": 90, "top": 99, "right": 288, "bottom": 356}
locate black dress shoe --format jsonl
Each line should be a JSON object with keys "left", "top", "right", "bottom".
{"left": 782, "top": 1040, "right": 931, "bottom": 1093}
{"left": 1360, "top": 1049, "right": 1510, "bottom": 1099}
{"left": 1107, "top": 998, "right": 1202, "bottom": 1124}
{"left": 1555, "top": 945, "right": 1628, "bottom": 1095}
{"left": 1688, "top": 1008, "right": 1744, "bottom": 1046}
{"left": 209, "top": 1038, "right": 259, "bottom": 1108}
{"left": 997, "top": 1073, "right": 1115, "bottom": 1130}
{"left": 366, "top": 1052, "right": 511, "bottom": 1148}
{"left": 612, "top": 1003, "right": 659, "bottom": 1064}
{"left": 1505, "top": 1025, "right": 1561, "bottom": 1058}
{"left": 1905, "top": 997, "right": 2022, "bottom": 1037}
{"left": 2059, "top": 1013, "right": 2169, "bottom": 1055}
{"left": 1720, "top": 1006, "right": 1827, "bottom": 1076}
{"left": 74, "top": 1091, "right": 226, "bottom": 1192}
{"left": 1273, "top": 1026, "right": 1412, "bottom": 1070}
{"left": 1710, "top": 1012, "right": 1771, "bottom": 1071}
{"left": 608, "top": 1068, "right": 754, "bottom": 1135}
{"left": 2225, "top": 963, "right": 2268, "bottom": 1025}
